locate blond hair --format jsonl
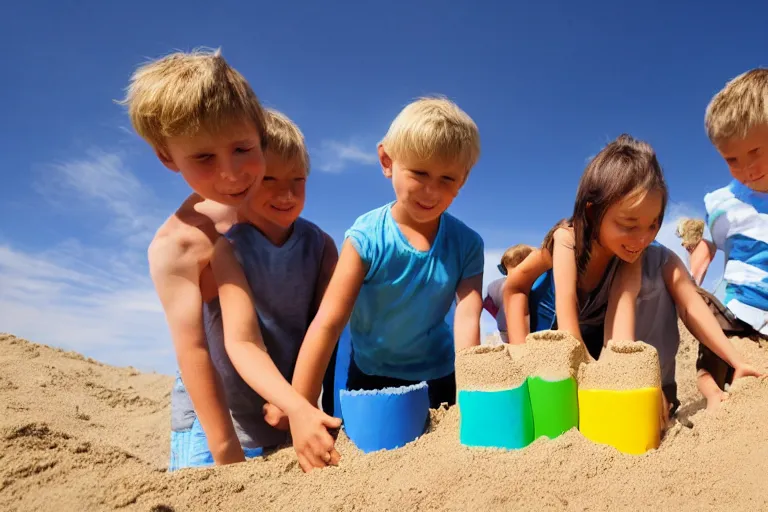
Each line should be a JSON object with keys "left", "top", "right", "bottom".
{"left": 675, "top": 218, "right": 705, "bottom": 251}
{"left": 264, "top": 109, "right": 310, "bottom": 175}
{"left": 121, "top": 48, "right": 267, "bottom": 149}
{"left": 705, "top": 68, "right": 768, "bottom": 143}
{"left": 380, "top": 96, "right": 480, "bottom": 173}
{"left": 501, "top": 244, "right": 534, "bottom": 270}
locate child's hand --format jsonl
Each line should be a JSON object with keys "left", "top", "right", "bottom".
{"left": 733, "top": 362, "right": 762, "bottom": 380}
{"left": 263, "top": 403, "right": 290, "bottom": 431}
{"left": 194, "top": 199, "right": 239, "bottom": 234}
{"left": 289, "top": 403, "right": 342, "bottom": 473}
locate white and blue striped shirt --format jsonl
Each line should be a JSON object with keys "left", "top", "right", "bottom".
{"left": 705, "top": 180, "right": 768, "bottom": 334}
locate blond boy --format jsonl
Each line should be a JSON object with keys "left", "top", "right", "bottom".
{"left": 123, "top": 49, "right": 337, "bottom": 471}
{"left": 288, "top": 97, "right": 484, "bottom": 468}
{"left": 692, "top": 68, "right": 768, "bottom": 409}
{"left": 483, "top": 244, "right": 534, "bottom": 342}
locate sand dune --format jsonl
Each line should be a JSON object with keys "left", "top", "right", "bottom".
{"left": 2, "top": 327, "right": 768, "bottom": 511}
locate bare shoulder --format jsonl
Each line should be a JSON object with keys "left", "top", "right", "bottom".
{"left": 553, "top": 226, "right": 575, "bottom": 245}
{"left": 148, "top": 194, "right": 219, "bottom": 280}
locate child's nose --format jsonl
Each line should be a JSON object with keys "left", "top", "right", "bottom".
{"left": 218, "top": 157, "right": 246, "bottom": 182}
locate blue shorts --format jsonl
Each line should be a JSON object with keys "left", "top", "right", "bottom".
{"left": 169, "top": 419, "right": 264, "bottom": 471}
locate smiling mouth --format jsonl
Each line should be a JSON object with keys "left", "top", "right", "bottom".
{"left": 623, "top": 245, "right": 641, "bottom": 255}
{"left": 416, "top": 202, "right": 437, "bottom": 210}
{"left": 220, "top": 187, "right": 250, "bottom": 198}
{"left": 271, "top": 205, "right": 295, "bottom": 212}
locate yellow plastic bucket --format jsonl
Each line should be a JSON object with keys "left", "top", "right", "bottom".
{"left": 578, "top": 387, "right": 661, "bottom": 455}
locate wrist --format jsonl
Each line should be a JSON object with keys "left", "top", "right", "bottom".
{"left": 209, "top": 435, "right": 245, "bottom": 465}
{"left": 282, "top": 392, "right": 312, "bottom": 417}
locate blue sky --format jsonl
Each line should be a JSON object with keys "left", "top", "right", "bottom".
{"left": 1, "top": 1, "right": 766, "bottom": 374}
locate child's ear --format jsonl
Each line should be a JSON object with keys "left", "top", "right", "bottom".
{"left": 378, "top": 144, "right": 393, "bottom": 178}
{"left": 156, "top": 147, "right": 180, "bottom": 173}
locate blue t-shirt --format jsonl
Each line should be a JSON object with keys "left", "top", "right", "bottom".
{"left": 345, "top": 202, "right": 484, "bottom": 381}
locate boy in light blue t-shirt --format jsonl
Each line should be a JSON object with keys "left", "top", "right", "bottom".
{"left": 291, "top": 96, "right": 484, "bottom": 421}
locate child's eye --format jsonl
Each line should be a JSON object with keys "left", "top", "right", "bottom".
{"left": 263, "top": 176, "right": 276, "bottom": 181}
{"left": 294, "top": 177, "right": 306, "bottom": 182}
{"left": 411, "top": 170, "right": 428, "bottom": 177}
{"left": 441, "top": 176, "right": 456, "bottom": 182}
{"left": 235, "top": 146, "right": 253, "bottom": 154}
{"left": 194, "top": 154, "right": 213, "bottom": 163}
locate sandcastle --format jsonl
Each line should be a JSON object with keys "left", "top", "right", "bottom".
{"left": 578, "top": 340, "right": 662, "bottom": 454}
{"left": 340, "top": 331, "right": 663, "bottom": 455}
{"left": 455, "top": 331, "right": 663, "bottom": 455}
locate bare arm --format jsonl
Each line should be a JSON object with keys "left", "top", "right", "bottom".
{"left": 264, "top": 232, "right": 340, "bottom": 431}
{"left": 604, "top": 259, "right": 642, "bottom": 344}
{"left": 210, "top": 238, "right": 341, "bottom": 472}
{"left": 690, "top": 239, "right": 716, "bottom": 286}
{"left": 149, "top": 237, "right": 243, "bottom": 465}
{"left": 454, "top": 274, "right": 483, "bottom": 350}
{"left": 502, "top": 248, "right": 552, "bottom": 344}
{"left": 293, "top": 239, "right": 366, "bottom": 406}
{"left": 551, "top": 228, "right": 582, "bottom": 342}
{"left": 664, "top": 252, "right": 760, "bottom": 378}
{"left": 312, "top": 232, "right": 340, "bottom": 317}
{"left": 210, "top": 238, "right": 314, "bottom": 417}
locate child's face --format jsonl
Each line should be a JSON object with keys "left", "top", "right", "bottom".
{"left": 716, "top": 124, "right": 768, "bottom": 193}
{"left": 598, "top": 189, "right": 663, "bottom": 263}
{"left": 242, "top": 150, "right": 306, "bottom": 230}
{"left": 158, "top": 121, "right": 266, "bottom": 206}
{"left": 380, "top": 147, "right": 467, "bottom": 225}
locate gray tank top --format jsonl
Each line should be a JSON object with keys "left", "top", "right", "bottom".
{"left": 558, "top": 244, "right": 679, "bottom": 388}
{"left": 171, "top": 217, "right": 327, "bottom": 449}
{"left": 635, "top": 243, "right": 680, "bottom": 389}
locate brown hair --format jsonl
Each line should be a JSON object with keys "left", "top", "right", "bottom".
{"left": 500, "top": 244, "right": 534, "bottom": 270}
{"left": 545, "top": 134, "right": 668, "bottom": 276}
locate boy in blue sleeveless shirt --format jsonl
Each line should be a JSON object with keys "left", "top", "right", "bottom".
{"left": 168, "top": 109, "right": 343, "bottom": 472}
{"left": 125, "top": 50, "right": 339, "bottom": 473}
{"left": 290, "top": 97, "right": 485, "bottom": 469}
{"left": 121, "top": 49, "right": 343, "bottom": 474}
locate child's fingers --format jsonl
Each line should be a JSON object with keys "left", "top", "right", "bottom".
{"left": 297, "top": 453, "right": 313, "bottom": 473}
{"left": 329, "top": 448, "right": 341, "bottom": 466}
{"left": 302, "top": 445, "right": 326, "bottom": 470}
{"left": 322, "top": 413, "right": 342, "bottom": 429}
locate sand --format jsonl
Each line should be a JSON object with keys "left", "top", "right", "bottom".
{"left": 3, "top": 326, "right": 768, "bottom": 511}
{"left": 578, "top": 340, "right": 662, "bottom": 390}
{"left": 526, "top": 330, "right": 589, "bottom": 381}
{"left": 455, "top": 344, "right": 528, "bottom": 390}
{"left": 456, "top": 331, "right": 587, "bottom": 389}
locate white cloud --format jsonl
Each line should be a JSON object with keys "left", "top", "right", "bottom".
{"left": 0, "top": 243, "right": 172, "bottom": 373}
{"left": 39, "top": 149, "right": 165, "bottom": 248}
{"left": 314, "top": 140, "right": 378, "bottom": 173}
{"left": 1, "top": 150, "right": 175, "bottom": 373}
